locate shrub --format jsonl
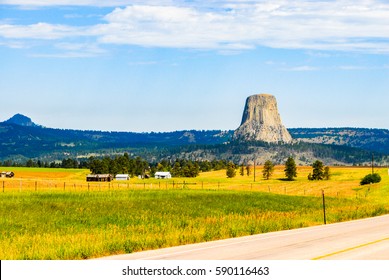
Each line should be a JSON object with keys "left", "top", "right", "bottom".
{"left": 360, "top": 173, "right": 381, "bottom": 185}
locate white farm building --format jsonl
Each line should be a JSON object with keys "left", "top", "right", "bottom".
{"left": 154, "top": 172, "right": 172, "bottom": 179}
{"left": 115, "top": 174, "right": 130, "bottom": 180}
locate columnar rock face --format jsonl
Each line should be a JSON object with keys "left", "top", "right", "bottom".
{"left": 233, "top": 94, "right": 292, "bottom": 143}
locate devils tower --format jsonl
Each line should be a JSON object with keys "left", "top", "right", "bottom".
{"left": 233, "top": 94, "right": 292, "bottom": 143}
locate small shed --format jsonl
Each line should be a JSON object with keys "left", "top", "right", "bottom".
{"left": 155, "top": 171, "right": 172, "bottom": 179}
{"left": 115, "top": 174, "right": 130, "bottom": 181}
{"left": 86, "top": 174, "right": 113, "bottom": 182}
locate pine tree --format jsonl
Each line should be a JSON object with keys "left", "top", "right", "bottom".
{"left": 240, "top": 164, "right": 245, "bottom": 176}
{"left": 171, "top": 161, "right": 182, "bottom": 177}
{"left": 323, "top": 166, "right": 331, "bottom": 180}
{"left": 284, "top": 157, "right": 297, "bottom": 181}
{"left": 310, "top": 160, "right": 324, "bottom": 180}
{"left": 226, "top": 162, "right": 236, "bottom": 178}
{"left": 246, "top": 165, "right": 251, "bottom": 176}
{"left": 262, "top": 160, "right": 274, "bottom": 180}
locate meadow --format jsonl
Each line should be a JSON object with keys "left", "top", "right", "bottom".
{"left": 0, "top": 166, "right": 388, "bottom": 259}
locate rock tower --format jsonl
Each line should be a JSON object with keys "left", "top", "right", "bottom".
{"left": 233, "top": 94, "right": 292, "bottom": 143}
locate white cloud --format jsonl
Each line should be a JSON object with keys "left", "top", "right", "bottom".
{"left": 56, "top": 42, "right": 106, "bottom": 55}
{"left": 0, "top": 40, "right": 28, "bottom": 48}
{"left": 2, "top": 1, "right": 389, "bottom": 53}
{"left": 93, "top": 1, "right": 389, "bottom": 53}
{"left": 337, "top": 65, "right": 389, "bottom": 71}
{"left": 0, "top": 22, "right": 81, "bottom": 39}
{"left": 339, "top": 65, "right": 369, "bottom": 70}
{"left": 282, "top": 66, "right": 319, "bottom": 72}
{"left": 0, "top": 0, "right": 175, "bottom": 7}
{"left": 92, "top": 5, "right": 256, "bottom": 50}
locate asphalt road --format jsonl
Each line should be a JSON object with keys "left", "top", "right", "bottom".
{"left": 98, "top": 214, "right": 389, "bottom": 260}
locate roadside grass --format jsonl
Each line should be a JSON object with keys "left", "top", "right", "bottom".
{"left": 1, "top": 189, "right": 388, "bottom": 260}
{"left": 0, "top": 166, "right": 388, "bottom": 259}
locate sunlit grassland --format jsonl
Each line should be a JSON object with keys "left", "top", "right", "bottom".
{"left": 1, "top": 167, "right": 90, "bottom": 180}
{"left": 3, "top": 166, "right": 387, "bottom": 198}
{"left": 0, "top": 166, "right": 388, "bottom": 259}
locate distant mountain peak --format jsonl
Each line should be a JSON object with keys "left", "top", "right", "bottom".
{"left": 4, "top": 114, "right": 39, "bottom": 127}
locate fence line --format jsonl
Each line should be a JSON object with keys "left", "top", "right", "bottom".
{"left": 0, "top": 178, "right": 372, "bottom": 198}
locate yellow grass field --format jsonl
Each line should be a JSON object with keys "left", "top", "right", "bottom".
{"left": 1, "top": 166, "right": 389, "bottom": 259}
{"left": 2, "top": 166, "right": 387, "bottom": 199}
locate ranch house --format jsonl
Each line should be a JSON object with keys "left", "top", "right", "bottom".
{"left": 154, "top": 171, "right": 172, "bottom": 179}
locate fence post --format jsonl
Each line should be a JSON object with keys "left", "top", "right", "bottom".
{"left": 35, "top": 181, "right": 37, "bottom": 191}
{"left": 254, "top": 161, "right": 256, "bottom": 182}
{"left": 64, "top": 182, "right": 66, "bottom": 191}
{"left": 2, "top": 181, "right": 4, "bottom": 192}
{"left": 88, "top": 183, "right": 90, "bottom": 191}
{"left": 322, "top": 190, "right": 327, "bottom": 225}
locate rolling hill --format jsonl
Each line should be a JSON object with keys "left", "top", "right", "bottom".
{"left": 0, "top": 114, "right": 388, "bottom": 165}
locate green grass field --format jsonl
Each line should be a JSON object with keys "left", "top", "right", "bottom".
{"left": 1, "top": 166, "right": 388, "bottom": 259}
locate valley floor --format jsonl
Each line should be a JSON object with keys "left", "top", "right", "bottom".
{"left": 1, "top": 166, "right": 388, "bottom": 259}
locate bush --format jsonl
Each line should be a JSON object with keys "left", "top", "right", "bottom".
{"left": 360, "top": 173, "right": 381, "bottom": 185}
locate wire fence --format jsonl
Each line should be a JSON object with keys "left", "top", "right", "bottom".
{"left": 0, "top": 178, "right": 376, "bottom": 199}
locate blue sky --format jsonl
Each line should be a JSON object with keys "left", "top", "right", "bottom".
{"left": 1, "top": 0, "right": 389, "bottom": 132}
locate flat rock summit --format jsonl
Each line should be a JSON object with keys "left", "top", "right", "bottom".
{"left": 234, "top": 94, "right": 292, "bottom": 143}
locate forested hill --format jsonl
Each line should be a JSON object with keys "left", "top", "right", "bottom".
{"left": 0, "top": 116, "right": 232, "bottom": 161}
{"left": 1, "top": 114, "right": 389, "bottom": 164}
{"left": 289, "top": 127, "right": 389, "bottom": 154}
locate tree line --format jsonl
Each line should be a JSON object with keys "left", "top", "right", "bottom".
{"left": 89, "top": 155, "right": 232, "bottom": 177}
{"left": 0, "top": 154, "right": 231, "bottom": 178}
{"left": 0, "top": 158, "right": 88, "bottom": 169}
{"left": 226, "top": 157, "right": 331, "bottom": 181}
{"left": 1, "top": 154, "right": 333, "bottom": 181}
